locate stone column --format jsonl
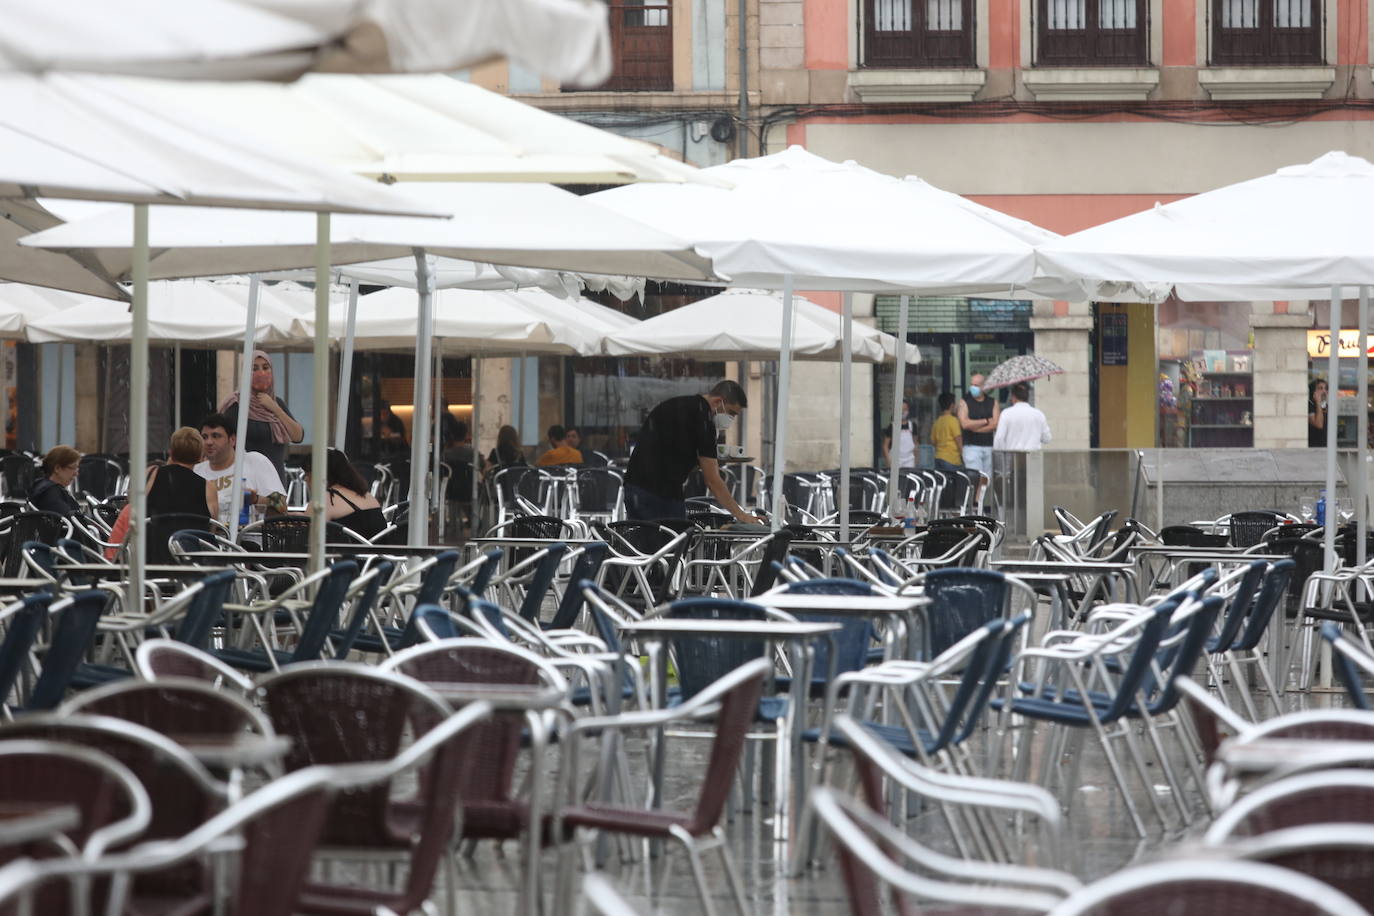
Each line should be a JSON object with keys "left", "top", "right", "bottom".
{"left": 1250, "top": 311, "right": 1310, "bottom": 450}
{"left": 1029, "top": 307, "right": 1093, "bottom": 450}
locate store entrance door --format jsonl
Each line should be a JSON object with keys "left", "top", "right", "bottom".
{"left": 876, "top": 333, "right": 1033, "bottom": 462}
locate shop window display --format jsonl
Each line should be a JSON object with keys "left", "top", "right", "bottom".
{"left": 1157, "top": 299, "right": 1253, "bottom": 448}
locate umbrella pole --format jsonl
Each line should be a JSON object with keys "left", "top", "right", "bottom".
{"left": 1324, "top": 285, "right": 1340, "bottom": 579}
{"left": 839, "top": 293, "right": 853, "bottom": 543}
{"left": 769, "top": 275, "right": 796, "bottom": 529}
{"left": 333, "top": 279, "right": 359, "bottom": 452}
{"left": 472, "top": 356, "right": 481, "bottom": 533}
{"left": 737, "top": 359, "right": 748, "bottom": 506}
{"left": 228, "top": 278, "right": 260, "bottom": 543}
{"left": 433, "top": 337, "right": 445, "bottom": 539}
{"left": 408, "top": 249, "right": 436, "bottom": 548}
{"left": 128, "top": 204, "right": 149, "bottom": 615}
{"left": 309, "top": 215, "right": 330, "bottom": 574}
{"left": 885, "top": 295, "right": 911, "bottom": 519}
{"left": 515, "top": 352, "right": 526, "bottom": 445}
{"left": 1360, "top": 287, "right": 1369, "bottom": 569}
{"left": 173, "top": 343, "right": 181, "bottom": 429}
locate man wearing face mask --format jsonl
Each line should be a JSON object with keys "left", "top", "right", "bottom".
{"left": 624, "top": 380, "right": 763, "bottom": 523}
{"left": 956, "top": 373, "right": 999, "bottom": 489}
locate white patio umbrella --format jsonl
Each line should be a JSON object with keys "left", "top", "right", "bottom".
{"left": 21, "top": 183, "right": 711, "bottom": 284}
{"left": 590, "top": 146, "right": 1049, "bottom": 532}
{"left": 126, "top": 74, "right": 702, "bottom": 184}
{"left": 0, "top": 283, "right": 77, "bottom": 338}
{"left": 3, "top": 0, "right": 612, "bottom": 86}
{"left": 24, "top": 278, "right": 305, "bottom": 347}
{"left": 602, "top": 289, "right": 889, "bottom": 363}
{"left": 1035, "top": 151, "right": 1374, "bottom": 593}
{"left": 0, "top": 72, "right": 445, "bottom": 606}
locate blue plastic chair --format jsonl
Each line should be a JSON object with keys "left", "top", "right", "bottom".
{"left": 213, "top": 561, "right": 358, "bottom": 672}
{"left": 768, "top": 578, "right": 878, "bottom": 697}
{"left": 544, "top": 543, "right": 610, "bottom": 631}
{"left": 28, "top": 589, "right": 109, "bottom": 711}
{"left": 0, "top": 592, "right": 52, "bottom": 710}
{"left": 349, "top": 550, "right": 461, "bottom": 655}
{"left": 1204, "top": 561, "right": 1268, "bottom": 657}
{"left": 515, "top": 542, "right": 568, "bottom": 623}
{"left": 922, "top": 567, "right": 1009, "bottom": 659}
{"left": 1323, "top": 622, "right": 1371, "bottom": 711}
{"left": 328, "top": 560, "right": 394, "bottom": 660}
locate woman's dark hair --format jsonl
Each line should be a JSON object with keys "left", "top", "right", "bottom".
{"left": 494, "top": 425, "right": 523, "bottom": 465}
{"left": 325, "top": 448, "right": 369, "bottom": 494}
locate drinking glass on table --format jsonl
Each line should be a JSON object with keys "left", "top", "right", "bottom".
{"left": 1299, "top": 497, "right": 1316, "bottom": 524}
{"left": 1339, "top": 498, "right": 1356, "bottom": 525}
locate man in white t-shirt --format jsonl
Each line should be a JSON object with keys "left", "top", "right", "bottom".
{"left": 195, "top": 412, "right": 286, "bottom": 528}
{"left": 993, "top": 384, "right": 1051, "bottom": 452}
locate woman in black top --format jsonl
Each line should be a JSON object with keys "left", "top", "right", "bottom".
{"left": 30, "top": 445, "right": 82, "bottom": 516}
{"left": 1309, "top": 378, "right": 1329, "bottom": 448}
{"left": 219, "top": 350, "right": 303, "bottom": 484}
{"left": 323, "top": 448, "right": 386, "bottom": 540}
{"left": 147, "top": 428, "right": 217, "bottom": 519}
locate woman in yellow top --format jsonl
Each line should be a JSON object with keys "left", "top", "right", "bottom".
{"left": 930, "top": 392, "right": 964, "bottom": 471}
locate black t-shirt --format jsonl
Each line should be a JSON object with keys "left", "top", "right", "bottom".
{"left": 625, "top": 395, "right": 717, "bottom": 501}
{"left": 1309, "top": 398, "right": 1326, "bottom": 447}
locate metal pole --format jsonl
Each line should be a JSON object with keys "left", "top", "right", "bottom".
{"left": 128, "top": 204, "right": 149, "bottom": 614}
{"left": 309, "top": 214, "right": 330, "bottom": 573}
{"left": 515, "top": 353, "right": 526, "bottom": 445}
{"left": 1325, "top": 286, "right": 1341, "bottom": 576}
{"left": 227, "top": 277, "right": 260, "bottom": 542}
{"left": 885, "top": 295, "right": 911, "bottom": 518}
{"left": 333, "top": 279, "right": 359, "bottom": 452}
{"left": 408, "top": 250, "right": 436, "bottom": 547}
{"left": 173, "top": 343, "right": 181, "bottom": 429}
{"left": 1359, "top": 286, "right": 1369, "bottom": 567}
{"left": 839, "top": 292, "right": 853, "bottom": 543}
{"left": 737, "top": 0, "right": 749, "bottom": 158}
{"left": 471, "top": 356, "right": 482, "bottom": 516}
{"left": 433, "top": 337, "right": 445, "bottom": 539}
{"left": 736, "top": 359, "right": 748, "bottom": 505}
{"left": 768, "top": 275, "right": 796, "bottom": 529}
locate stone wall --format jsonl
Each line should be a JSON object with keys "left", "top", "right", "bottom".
{"left": 1030, "top": 306, "right": 1093, "bottom": 450}
{"left": 1250, "top": 309, "right": 1311, "bottom": 450}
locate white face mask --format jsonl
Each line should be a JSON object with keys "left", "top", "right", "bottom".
{"left": 714, "top": 410, "right": 736, "bottom": 431}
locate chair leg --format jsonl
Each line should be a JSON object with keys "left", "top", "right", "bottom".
{"left": 714, "top": 828, "right": 750, "bottom": 916}
{"left": 674, "top": 834, "right": 720, "bottom": 916}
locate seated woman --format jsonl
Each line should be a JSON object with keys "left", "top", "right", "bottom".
{"left": 110, "top": 428, "right": 217, "bottom": 561}
{"left": 322, "top": 448, "right": 386, "bottom": 541}
{"left": 30, "top": 445, "right": 82, "bottom": 516}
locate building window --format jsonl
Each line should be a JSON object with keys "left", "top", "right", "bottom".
{"left": 565, "top": 2, "right": 673, "bottom": 92}
{"left": 862, "top": 0, "right": 976, "bottom": 68}
{"left": 1211, "top": 0, "right": 1322, "bottom": 65}
{"left": 1035, "top": 0, "right": 1147, "bottom": 65}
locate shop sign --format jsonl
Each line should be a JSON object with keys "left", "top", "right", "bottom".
{"left": 1307, "top": 330, "right": 1374, "bottom": 358}
{"left": 1101, "top": 313, "right": 1128, "bottom": 366}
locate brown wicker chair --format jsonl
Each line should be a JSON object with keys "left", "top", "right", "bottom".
{"left": 0, "top": 714, "right": 227, "bottom": 910}
{"left": 1221, "top": 824, "right": 1374, "bottom": 912}
{"left": 258, "top": 662, "right": 488, "bottom": 915}
{"left": 552, "top": 658, "right": 771, "bottom": 916}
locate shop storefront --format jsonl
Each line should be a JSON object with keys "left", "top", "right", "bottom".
{"left": 1307, "top": 328, "right": 1374, "bottom": 449}
{"left": 1155, "top": 300, "right": 1254, "bottom": 449}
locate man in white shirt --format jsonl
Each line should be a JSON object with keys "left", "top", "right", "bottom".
{"left": 195, "top": 412, "right": 286, "bottom": 528}
{"left": 993, "top": 384, "right": 1052, "bottom": 451}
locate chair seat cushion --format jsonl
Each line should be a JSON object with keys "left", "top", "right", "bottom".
{"left": 212, "top": 646, "right": 292, "bottom": 673}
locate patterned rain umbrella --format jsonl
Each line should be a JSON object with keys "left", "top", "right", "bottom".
{"left": 982, "top": 354, "right": 1065, "bottom": 389}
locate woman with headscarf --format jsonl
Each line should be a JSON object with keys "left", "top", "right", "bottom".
{"left": 219, "top": 350, "right": 303, "bottom": 483}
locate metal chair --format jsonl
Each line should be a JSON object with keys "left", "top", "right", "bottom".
{"left": 553, "top": 658, "right": 770, "bottom": 916}
{"left": 809, "top": 786, "right": 1076, "bottom": 916}
{"left": 1215, "top": 823, "right": 1374, "bottom": 913}
{"left": 212, "top": 561, "right": 359, "bottom": 673}
{"left": 135, "top": 639, "right": 256, "bottom": 693}
{"left": 1048, "top": 859, "right": 1367, "bottom": 916}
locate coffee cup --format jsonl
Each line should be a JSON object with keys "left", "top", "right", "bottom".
{"left": 716, "top": 444, "right": 730, "bottom": 460}
{"left": 730, "top": 445, "right": 747, "bottom": 458}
